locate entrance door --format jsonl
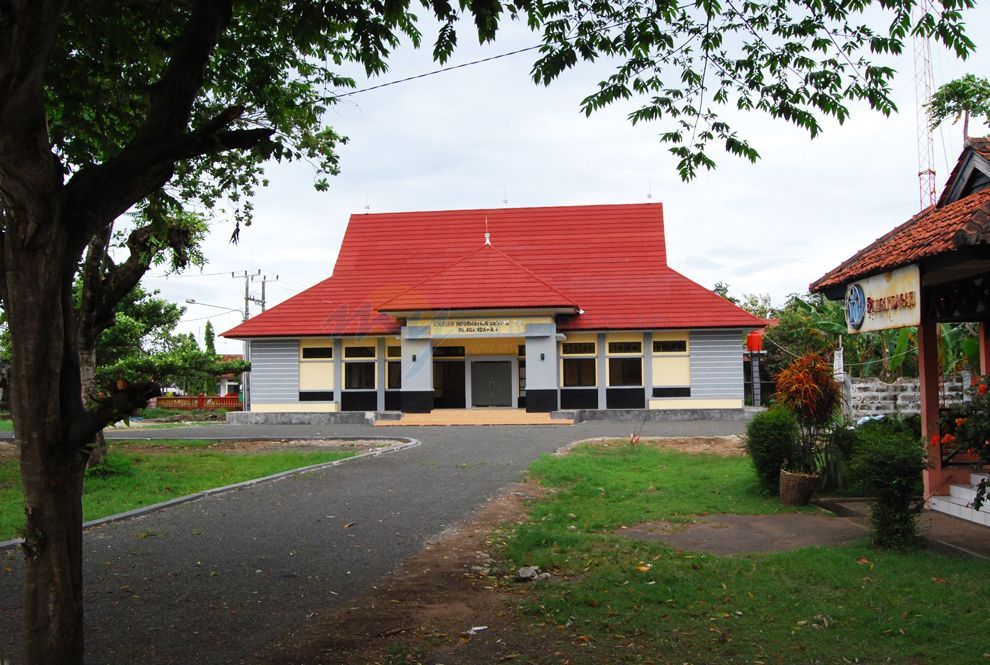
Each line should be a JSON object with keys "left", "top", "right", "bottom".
{"left": 471, "top": 361, "right": 513, "bottom": 407}
{"left": 433, "top": 360, "right": 466, "bottom": 408}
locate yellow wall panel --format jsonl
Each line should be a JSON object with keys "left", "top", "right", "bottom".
{"left": 606, "top": 331, "right": 644, "bottom": 345}
{"left": 652, "top": 357, "right": 690, "bottom": 386}
{"left": 251, "top": 402, "right": 338, "bottom": 413}
{"left": 648, "top": 398, "right": 742, "bottom": 410}
{"left": 299, "top": 362, "right": 333, "bottom": 390}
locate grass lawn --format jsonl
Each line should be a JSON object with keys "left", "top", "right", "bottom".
{"left": 0, "top": 444, "right": 354, "bottom": 541}
{"left": 0, "top": 418, "right": 13, "bottom": 432}
{"left": 503, "top": 442, "right": 990, "bottom": 664}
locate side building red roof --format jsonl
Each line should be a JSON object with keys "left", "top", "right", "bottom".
{"left": 223, "top": 203, "right": 764, "bottom": 338}
{"left": 810, "top": 188, "right": 990, "bottom": 293}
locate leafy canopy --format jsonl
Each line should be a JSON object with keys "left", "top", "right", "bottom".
{"left": 929, "top": 73, "right": 990, "bottom": 130}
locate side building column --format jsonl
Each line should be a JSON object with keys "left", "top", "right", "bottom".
{"left": 524, "top": 322, "right": 558, "bottom": 413}
{"left": 980, "top": 322, "right": 990, "bottom": 376}
{"left": 400, "top": 325, "right": 433, "bottom": 413}
{"left": 376, "top": 337, "right": 386, "bottom": 412}
{"left": 643, "top": 332, "right": 653, "bottom": 408}
{"left": 596, "top": 332, "right": 607, "bottom": 410}
{"left": 332, "top": 338, "right": 342, "bottom": 409}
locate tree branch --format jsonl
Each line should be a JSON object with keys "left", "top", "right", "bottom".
{"left": 130, "top": 0, "right": 234, "bottom": 147}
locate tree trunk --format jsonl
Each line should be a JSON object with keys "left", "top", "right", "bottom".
{"left": 5, "top": 200, "right": 89, "bottom": 664}
{"left": 79, "top": 345, "right": 107, "bottom": 467}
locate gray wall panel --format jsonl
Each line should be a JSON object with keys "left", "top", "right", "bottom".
{"left": 689, "top": 330, "right": 744, "bottom": 398}
{"left": 250, "top": 339, "right": 300, "bottom": 403}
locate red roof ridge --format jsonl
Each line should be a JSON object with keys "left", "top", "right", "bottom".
{"left": 350, "top": 201, "right": 663, "bottom": 220}
{"left": 377, "top": 240, "right": 579, "bottom": 312}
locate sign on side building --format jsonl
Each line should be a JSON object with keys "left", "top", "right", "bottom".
{"left": 845, "top": 265, "right": 921, "bottom": 334}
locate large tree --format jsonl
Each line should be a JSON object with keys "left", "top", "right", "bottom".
{"left": 0, "top": 1, "right": 976, "bottom": 663}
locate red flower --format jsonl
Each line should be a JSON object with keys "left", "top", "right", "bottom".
{"left": 979, "top": 383, "right": 988, "bottom": 396}
{"left": 956, "top": 417, "right": 968, "bottom": 427}
{"left": 941, "top": 433, "right": 956, "bottom": 445}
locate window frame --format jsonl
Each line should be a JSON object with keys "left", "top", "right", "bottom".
{"left": 607, "top": 356, "right": 643, "bottom": 387}
{"left": 344, "top": 361, "right": 375, "bottom": 390}
{"left": 562, "top": 357, "right": 597, "bottom": 387}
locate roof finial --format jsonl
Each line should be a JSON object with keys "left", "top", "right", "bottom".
{"left": 484, "top": 216, "right": 491, "bottom": 246}
{"left": 503, "top": 187, "right": 508, "bottom": 208}
{"left": 646, "top": 180, "right": 652, "bottom": 200}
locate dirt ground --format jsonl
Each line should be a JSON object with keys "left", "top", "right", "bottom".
{"left": 251, "top": 436, "right": 756, "bottom": 665}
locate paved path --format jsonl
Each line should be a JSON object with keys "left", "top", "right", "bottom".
{"left": 0, "top": 421, "right": 744, "bottom": 664}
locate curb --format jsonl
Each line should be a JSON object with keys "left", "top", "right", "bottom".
{"left": 0, "top": 437, "right": 420, "bottom": 552}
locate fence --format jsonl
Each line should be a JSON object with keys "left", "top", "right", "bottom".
{"left": 156, "top": 394, "right": 241, "bottom": 410}
{"left": 845, "top": 374, "right": 970, "bottom": 420}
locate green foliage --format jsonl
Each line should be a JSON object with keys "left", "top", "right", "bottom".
{"left": 929, "top": 73, "right": 990, "bottom": 131}
{"left": 84, "top": 453, "right": 134, "bottom": 479}
{"left": 818, "top": 421, "right": 858, "bottom": 493}
{"left": 745, "top": 408, "right": 800, "bottom": 495}
{"left": 500, "top": 441, "right": 990, "bottom": 664}
{"left": 938, "top": 377, "right": 990, "bottom": 508}
{"left": 203, "top": 321, "right": 216, "bottom": 355}
{"left": 849, "top": 434, "right": 925, "bottom": 549}
{"left": 775, "top": 353, "right": 842, "bottom": 473}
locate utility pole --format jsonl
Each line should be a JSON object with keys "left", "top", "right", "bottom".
{"left": 251, "top": 272, "right": 279, "bottom": 312}
{"left": 232, "top": 269, "right": 260, "bottom": 409}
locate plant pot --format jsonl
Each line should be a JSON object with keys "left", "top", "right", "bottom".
{"left": 779, "top": 469, "right": 819, "bottom": 506}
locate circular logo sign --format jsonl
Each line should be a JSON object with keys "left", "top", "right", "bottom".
{"left": 845, "top": 283, "right": 866, "bottom": 330}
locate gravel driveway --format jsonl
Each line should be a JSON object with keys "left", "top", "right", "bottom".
{"left": 0, "top": 420, "right": 744, "bottom": 664}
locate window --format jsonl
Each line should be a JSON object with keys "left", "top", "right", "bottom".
{"left": 653, "top": 340, "right": 687, "bottom": 353}
{"left": 301, "top": 346, "right": 332, "bottom": 359}
{"left": 562, "top": 342, "right": 595, "bottom": 355}
{"left": 608, "top": 357, "right": 642, "bottom": 386}
{"left": 344, "top": 345, "right": 375, "bottom": 359}
{"left": 518, "top": 344, "right": 526, "bottom": 357}
{"left": 653, "top": 387, "right": 691, "bottom": 398}
{"left": 387, "top": 345, "right": 402, "bottom": 358}
{"left": 433, "top": 346, "right": 465, "bottom": 357}
{"left": 563, "top": 358, "right": 596, "bottom": 387}
{"left": 387, "top": 361, "right": 401, "bottom": 390}
{"left": 608, "top": 341, "right": 642, "bottom": 354}
{"left": 344, "top": 362, "right": 375, "bottom": 389}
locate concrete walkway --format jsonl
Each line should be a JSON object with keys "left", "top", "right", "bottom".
{"left": 0, "top": 420, "right": 744, "bottom": 664}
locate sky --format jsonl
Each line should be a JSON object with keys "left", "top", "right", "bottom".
{"left": 145, "top": 7, "right": 990, "bottom": 354}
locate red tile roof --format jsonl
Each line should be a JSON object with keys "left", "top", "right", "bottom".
{"left": 378, "top": 242, "right": 579, "bottom": 312}
{"left": 810, "top": 188, "right": 990, "bottom": 292}
{"left": 223, "top": 203, "right": 765, "bottom": 338}
{"left": 937, "top": 137, "right": 990, "bottom": 206}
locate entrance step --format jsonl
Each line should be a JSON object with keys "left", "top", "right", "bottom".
{"left": 374, "top": 409, "right": 572, "bottom": 426}
{"left": 929, "top": 473, "right": 990, "bottom": 527}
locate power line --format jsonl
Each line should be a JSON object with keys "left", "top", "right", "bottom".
{"left": 335, "top": 44, "right": 543, "bottom": 99}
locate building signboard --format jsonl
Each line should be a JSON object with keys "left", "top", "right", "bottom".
{"left": 845, "top": 265, "right": 921, "bottom": 334}
{"left": 430, "top": 317, "right": 529, "bottom": 337}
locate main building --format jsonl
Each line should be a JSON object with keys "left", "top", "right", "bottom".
{"left": 223, "top": 203, "right": 764, "bottom": 415}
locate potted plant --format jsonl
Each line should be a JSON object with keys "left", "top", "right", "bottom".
{"left": 938, "top": 376, "right": 990, "bottom": 508}
{"left": 774, "top": 353, "right": 842, "bottom": 505}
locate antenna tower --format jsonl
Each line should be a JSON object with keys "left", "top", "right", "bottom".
{"left": 912, "top": 0, "right": 937, "bottom": 210}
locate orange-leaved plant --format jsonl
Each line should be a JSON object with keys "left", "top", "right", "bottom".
{"left": 774, "top": 353, "right": 842, "bottom": 474}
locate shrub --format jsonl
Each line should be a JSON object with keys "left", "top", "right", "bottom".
{"left": 817, "top": 421, "right": 857, "bottom": 493}
{"left": 85, "top": 453, "right": 134, "bottom": 479}
{"left": 848, "top": 434, "right": 925, "bottom": 549}
{"left": 774, "top": 353, "right": 842, "bottom": 473}
{"left": 745, "top": 408, "right": 800, "bottom": 495}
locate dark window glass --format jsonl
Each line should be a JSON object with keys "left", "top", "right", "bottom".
{"left": 609, "top": 357, "right": 642, "bottom": 386}
{"left": 433, "top": 346, "right": 465, "bottom": 357}
{"left": 344, "top": 346, "right": 375, "bottom": 359}
{"left": 562, "top": 342, "right": 595, "bottom": 355}
{"left": 344, "top": 362, "right": 375, "bottom": 389}
{"left": 387, "top": 345, "right": 402, "bottom": 358}
{"left": 653, "top": 387, "right": 691, "bottom": 398}
{"left": 302, "top": 346, "right": 332, "bottom": 359}
{"left": 563, "top": 358, "right": 596, "bottom": 387}
{"left": 653, "top": 340, "right": 687, "bottom": 353}
{"left": 608, "top": 341, "right": 642, "bottom": 354}
{"left": 387, "top": 361, "right": 401, "bottom": 390}
{"left": 518, "top": 344, "right": 526, "bottom": 357}
{"left": 299, "top": 391, "right": 334, "bottom": 401}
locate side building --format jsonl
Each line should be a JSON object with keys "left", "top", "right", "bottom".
{"left": 222, "top": 203, "right": 765, "bottom": 415}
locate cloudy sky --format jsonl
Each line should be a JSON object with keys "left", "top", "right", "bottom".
{"left": 147, "top": 7, "right": 990, "bottom": 354}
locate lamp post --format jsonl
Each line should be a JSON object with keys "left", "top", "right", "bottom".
{"left": 185, "top": 299, "right": 251, "bottom": 410}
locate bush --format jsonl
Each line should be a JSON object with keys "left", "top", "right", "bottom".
{"left": 745, "top": 408, "right": 800, "bottom": 495}
{"left": 848, "top": 433, "right": 925, "bottom": 549}
{"left": 85, "top": 454, "right": 134, "bottom": 479}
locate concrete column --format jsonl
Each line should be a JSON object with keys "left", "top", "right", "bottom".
{"left": 376, "top": 337, "right": 386, "bottom": 412}
{"left": 400, "top": 326, "right": 433, "bottom": 412}
{"left": 332, "top": 338, "right": 342, "bottom": 407}
{"left": 596, "top": 332, "right": 607, "bottom": 409}
{"left": 524, "top": 322, "right": 558, "bottom": 412}
{"left": 643, "top": 332, "right": 653, "bottom": 407}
